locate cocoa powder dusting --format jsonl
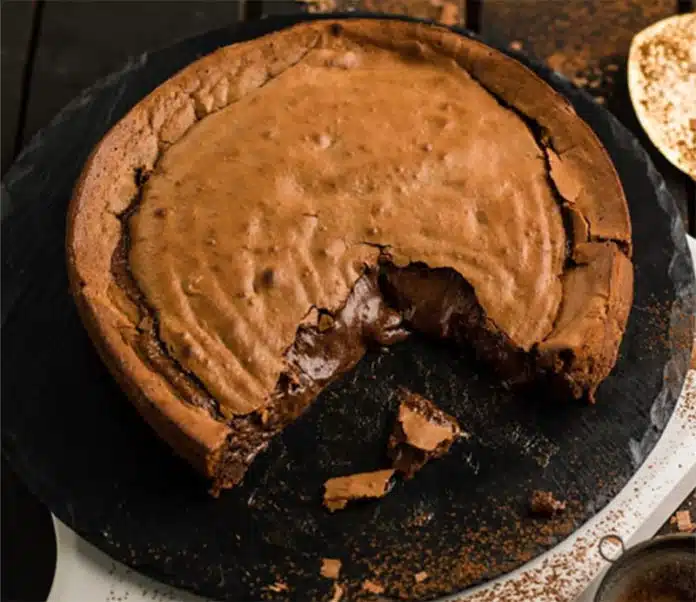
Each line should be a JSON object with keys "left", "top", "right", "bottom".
{"left": 483, "top": 0, "right": 675, "bottom": 103}
{"left": 362, "top": 579, "right": 385, "bottom": 594}
{"left": 530, "top": 490, "right": 567, "bottom": 516}
{"left": 358, "top": 499, "right": 584, "bottom": 599}
{"left": 265, "top": 580, "right": 289, "bottom": 593}
{"left": 633, "top": 13, "right": 696, "bottom": 177}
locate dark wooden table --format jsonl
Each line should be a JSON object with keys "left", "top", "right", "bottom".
{"left": 1, "top": 1, "right": 694, "bottom": 600}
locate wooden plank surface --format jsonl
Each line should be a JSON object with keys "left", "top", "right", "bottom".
{"left": 247, "top": 0, "right": 305, "bottom": 18}
{"left": 1, "top": 0, "right": 38, "bottom": 175}
{"left": 21, "top": 0, "right": 245, "bottom": 149}
{"left": 298, "top": 0, "right": 465, "bottom": 25}
{"left": 3, "top": 5, "right": 245, "bottom": 600}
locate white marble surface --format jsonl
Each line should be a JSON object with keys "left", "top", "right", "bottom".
{"left": 47, "top": 237, "right": 696, "bottom": 602}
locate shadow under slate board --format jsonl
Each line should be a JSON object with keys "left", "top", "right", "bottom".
{"left": 1, "top": 13, "right": 694, "bottom": 602}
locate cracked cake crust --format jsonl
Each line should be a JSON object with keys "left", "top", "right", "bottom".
{"left": 67, "top": 20, "right": 633, "bottom": 492}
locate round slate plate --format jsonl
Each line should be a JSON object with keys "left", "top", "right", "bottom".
{"left": 2, "top": 13, "right": 694, "bottom": 602}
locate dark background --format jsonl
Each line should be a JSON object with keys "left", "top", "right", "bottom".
{"left": 2, "top": 1, "right": 694, "bottom": 601}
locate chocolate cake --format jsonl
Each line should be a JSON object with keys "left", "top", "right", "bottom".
{"left": 388, "top": 388, "right": 462, "bottom": 478}
{"left": 66, "top": 19, "right": 633, "bottom": 494}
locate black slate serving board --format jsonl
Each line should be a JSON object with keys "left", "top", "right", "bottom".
{"left": 2, "top": 13, "right": 694, "bottom": 602}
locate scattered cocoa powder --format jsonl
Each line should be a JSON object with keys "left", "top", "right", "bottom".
{"left": 362, "top": 579, "right": 385, "bottom": 594}
{"left": 483, "top": 0, "right": 675, "bottom": 103}
{"left": 266, "top": 580, "right": 289, "bottom": 593}
{"left": 406, "top": 508, "right": 434, "bottom": 528}
{"left": 356, "top": 499, "right": 585, "bottom": 599}
{"left": 530, "top": 490, "right": 567, "bottom": 516}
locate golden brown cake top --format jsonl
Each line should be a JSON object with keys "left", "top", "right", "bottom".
{"left": 68, "top": 20, "right": 631, "bottom": 430}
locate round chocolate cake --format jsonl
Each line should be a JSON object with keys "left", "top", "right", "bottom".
{"left": 67, "top": 19, "right": 633, "bottom": 494}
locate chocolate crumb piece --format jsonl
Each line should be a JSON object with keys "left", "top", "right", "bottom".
{"left": 266, "top": 581, "right": 289, "bottom": 593}
{"left": 301, "top": 0, "right": 337, "bottom": 13}
{"left": 439, "top": 2, "right": 460, "bottom": 26}
{"left": 530, "top": 490, "right": 567, "bottom": 517}
{"left": 318, "top": 312, "right": 335, "bottom": 332}
{"left": 320, "top": 557, "right": 342, "bottom": 580}
{"left": 323, "top": 469, "right": 396, "bottom": 512}
{"left": 329, "top": 582, "right": 344, "bottom": 602}
{"left": 388, "top": 388, "right": 462, "bottom": 478}
{"left": 676, "top": 510, "right": 694, "bottom": 532}
{"left": 362, "top": 579, "right": 385, "bottom": 594}
{"left": 415, "top": 571, "right": 429, "bottom": 583}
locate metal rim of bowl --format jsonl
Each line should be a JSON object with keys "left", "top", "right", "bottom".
{"left": 594, "top": 533, "right": 696, "bottom": 602}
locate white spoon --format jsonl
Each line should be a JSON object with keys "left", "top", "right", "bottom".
{"left": 628, "top": 13, "right": 696, "bottom": 180}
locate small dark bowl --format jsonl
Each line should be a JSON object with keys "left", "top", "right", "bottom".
{"left": 594, "top": 534, "right": 696, "bottom": 602}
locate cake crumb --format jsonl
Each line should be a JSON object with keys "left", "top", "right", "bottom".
{"left": 329, "top": 582, "right": 344, "bottom": 602}
{"left": 362, "top": 579, "right": 385, "bottom": 594}
{"left": 301, "top": 0, "right": 336, "bottom": 13}
{"left": 323, "top": 469, "right": 396, "bottom": 512}
{"left": 676, "top": 510, "right": 694, "bottom": 532}
{"left": 388, "top": 388, "right": 462, "bottom": 478}
{"left": 509, "top": 40, "right": 523, "bottom": 51}
{"left": 266, "top": 581, "right": 289, "bottom": 593}
{"left": 439, "top": 2, "right": 460, "bottom": 26}
{"left": 530, "top": 490, "right": 567, "bottom": 516}
{"left": 415, "top": 571, "right": 429, "bottom": 583}
{"left": 320, "top": 558, "right": 342, "bottom": 579}
{"left": 318, "top": 312, "right": 335, "bottom": 332}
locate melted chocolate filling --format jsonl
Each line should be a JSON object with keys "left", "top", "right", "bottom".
{"left": 113, "top": 190, "right": 413, "bottom": 492}
{"left": 214, "top": 269, "right": 409, "bottom": 494}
